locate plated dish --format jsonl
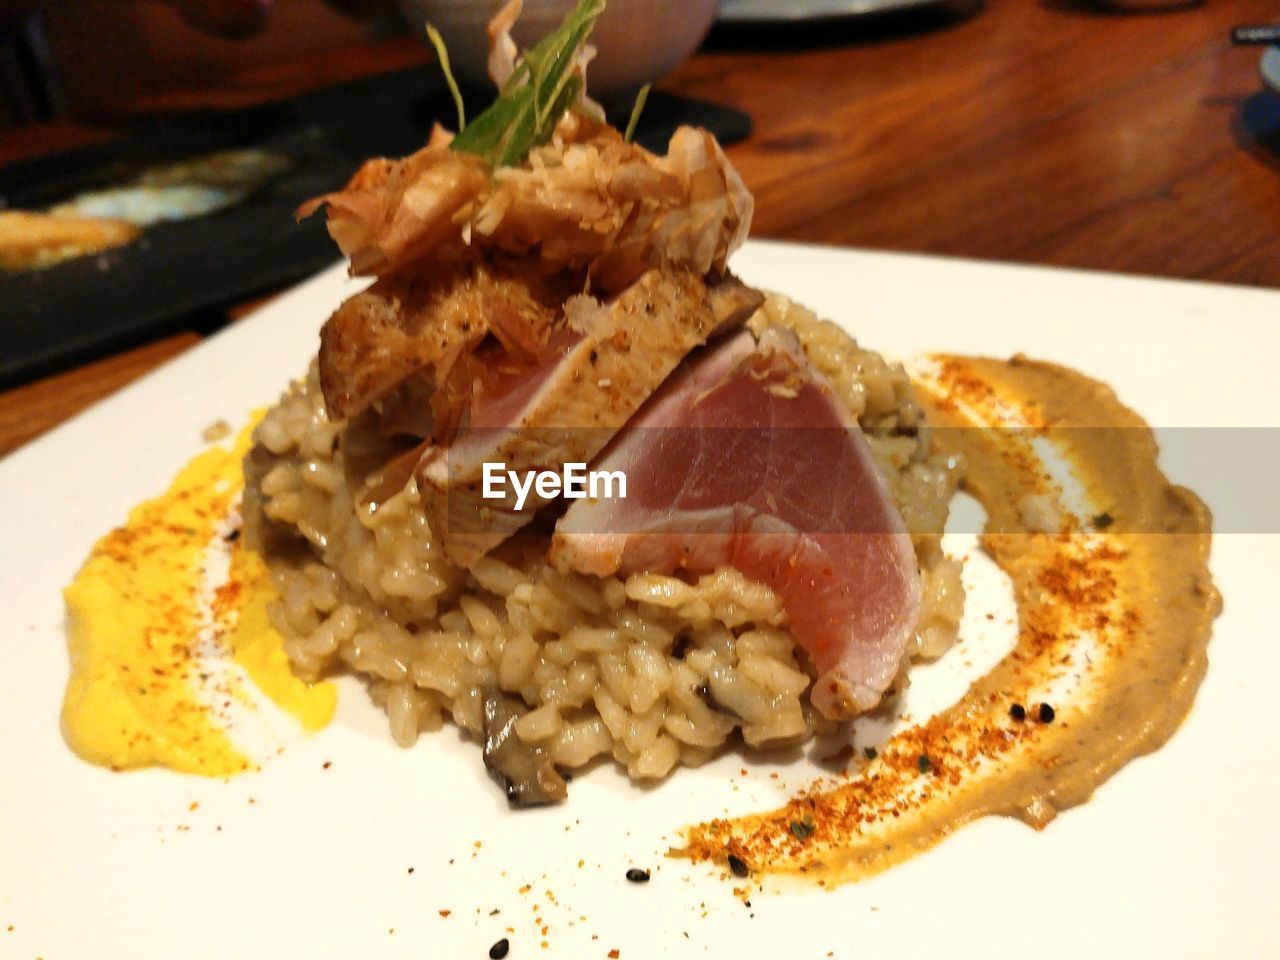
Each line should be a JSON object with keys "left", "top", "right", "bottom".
{"left": 63, "top": 1, "right": 980, "bottom": 809}
{"left": 58, "top": 0, "right": 1216, "bottom": 868}
{"left": 6, "top": 2, "right": 1279, "bottom": 956}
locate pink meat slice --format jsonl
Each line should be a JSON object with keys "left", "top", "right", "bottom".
{"left": 549, "top": 328, "right": 922, "bottom": 719}
{"left": 416, "top": 270, "right": 762, "bottom": 567}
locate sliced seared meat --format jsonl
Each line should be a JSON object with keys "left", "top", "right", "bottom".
{"left": 301, "top": 94, "right": 767, "bottom": 571}
{"left": 318, "top": 261, "right": 572, "bottom": 422}
{"left": 416, "top": 270, "right": 764, "bottom": 567}
{"left": 549, "top": 328, "right": 922, "bottom": 720}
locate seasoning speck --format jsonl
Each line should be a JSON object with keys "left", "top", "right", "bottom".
{"left": 625, "top": 867, "right": 650, "bottom": 883}
{"left": 489, "top": 937, "right": 510, "bottom": 959}
{"left": 608, "top": 951, "right": 620, "bottom": 959}
{"left": 1093, "top": 512, "right": 1114, "bottom": 529}
{"left": 727, "top": 854, "right": 749, "bottom": 878}
{"left": 863, "top": 746, "right": 877, "bottom": 760}
{"left": 917, "top": 754, "right": 933, "bottom": 774}
{"left": 1038, "top": 703, "right": 1056, "bottom": 723}
{"left": 1009, "top": 703, "right": 1027, "bottom": 721}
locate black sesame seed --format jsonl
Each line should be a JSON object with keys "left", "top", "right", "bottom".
{"left": 727, "top": 854, "right": 749, "bottom": 878}
{"left": 1038, "top": 703, "right": 1055, "bottom": 723}
{"left": 489, "top": 937, "right": 510, "bottom": 959}
{"left": 1009, "top": 703, "right": 1027, "bottom": 722}
{"left": 625, "top": 867, "right": 650, "bottom": 883}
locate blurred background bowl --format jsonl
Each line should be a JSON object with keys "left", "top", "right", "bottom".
{"left": 396, "top": 0, "right": 721, "bottom": 103}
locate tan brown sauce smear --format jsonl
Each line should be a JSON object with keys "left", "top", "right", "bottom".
{"left": 675, "top": 355, "right": 1219, "bottom": 886}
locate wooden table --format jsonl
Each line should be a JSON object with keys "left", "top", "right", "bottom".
{"left": 3, "top": 0, "right": 1278, "bottom": 456}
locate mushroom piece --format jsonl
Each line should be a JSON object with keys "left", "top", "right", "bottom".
{"left": 481, "top": 688, "right": 568, "bottom": 806}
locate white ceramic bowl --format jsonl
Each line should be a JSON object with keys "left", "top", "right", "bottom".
{"left": 396, "top": 0, "right": 721, "bottom": 102}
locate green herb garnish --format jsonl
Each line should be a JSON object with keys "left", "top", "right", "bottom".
{"left": 449, "top": 0, "right": 606, "bottom": 168}
{"left": 623, "top": 83, "right": 651, "bottom": 144}
{"left": 426, "top": 23, "right": 466, "bottom": 133}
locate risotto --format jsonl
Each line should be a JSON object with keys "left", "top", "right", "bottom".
{"left": 243, "top": 294, "right": 965, "bottom": 787}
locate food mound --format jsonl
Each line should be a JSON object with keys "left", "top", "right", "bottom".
{"left": 243, "top": 1, "right": 964, "bottom": 804}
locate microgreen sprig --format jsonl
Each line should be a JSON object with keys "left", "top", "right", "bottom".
{"left": 447, "top": 0, "right": 607, "bottom": 168}
{"left": 426, "top": 23, "right": 467, "bottom": 133}
{"left": 623, "top": 83, "right": 651, "bottom": 144}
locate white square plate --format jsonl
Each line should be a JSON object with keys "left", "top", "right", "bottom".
{"left": 3, "top": 241, "right": 1278, "bottom": 958}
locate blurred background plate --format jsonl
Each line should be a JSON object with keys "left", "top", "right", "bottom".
{"left": 719, "top": 0, "right": 953, "bottom": 23}
{"left": 0, "top": 68, "right": 442, "bottom": 389}
{"left": 1262, "top": 45, "right": 1280, "bottom": 96}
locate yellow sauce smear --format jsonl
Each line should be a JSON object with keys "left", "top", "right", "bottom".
{"left": 62, "top": 421, "right": 335, "bottom": 776}
{"left": 675, "top": 355, "right": 1220, "bottom": 887}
